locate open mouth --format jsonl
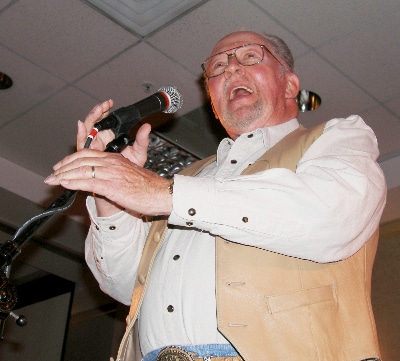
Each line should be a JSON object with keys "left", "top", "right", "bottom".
{"left": 229, "top": 85, "right": 254, "bottom": 100}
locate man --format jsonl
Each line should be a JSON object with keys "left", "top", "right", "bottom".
{"left": 45, "top": 31, "right": 386, "bottom": 361}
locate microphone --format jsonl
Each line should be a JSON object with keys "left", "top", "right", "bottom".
{"left": 93, "top": 85, "right": 183, "bottom": 136}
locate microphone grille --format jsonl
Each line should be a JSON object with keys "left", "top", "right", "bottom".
{"left": 159, "top": 86, "right": 183, "bottom": 114}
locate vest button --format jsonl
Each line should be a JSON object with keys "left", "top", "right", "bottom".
{"left": 138, "top": 274, "right": 146, "bottom": 285}
{"left": 153, "top": 231, "right": 161, "bottom": 243}
{"left": 242, "top": 217, "right": 249, "bottom": 223}
{"left": 188, "top": 208, "right": 196, "bottom": 216}
{"left": 167, "top": 305, "right": 174, "bottom": 312}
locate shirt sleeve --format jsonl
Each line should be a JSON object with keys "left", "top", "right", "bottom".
{"left": 84, "top": 196, "right": 149, "bottom": 305}
{"left": 169, "top": 115, "right": 387, "bottom": 263}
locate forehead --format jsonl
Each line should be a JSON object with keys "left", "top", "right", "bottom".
{"left": 211, "top": 32, "right": 267, "bottom": 55}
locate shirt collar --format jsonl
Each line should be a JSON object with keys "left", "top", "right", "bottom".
{"left": 218, "top": 118, "right": 300, "bottom": 155}
{"left": 261, "top": 118, "right": 300, "bottom": 150}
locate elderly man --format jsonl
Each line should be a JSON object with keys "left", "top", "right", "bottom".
{"left": 46, "top": 31, "right": 386, "bottom": 361}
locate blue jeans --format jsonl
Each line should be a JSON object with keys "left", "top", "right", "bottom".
{"left": 143, "top": 344, "right": 239, "bottom": 361}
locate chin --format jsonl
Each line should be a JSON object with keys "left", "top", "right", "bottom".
{"left": 224, "top": 106, "right": 263, "bottom": 129}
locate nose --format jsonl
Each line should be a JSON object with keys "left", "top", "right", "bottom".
{"left": 224, "top": 54, "right": 243, "bottom": 78}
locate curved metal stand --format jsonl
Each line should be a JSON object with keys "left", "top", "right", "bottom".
{"left": 0, "top": 134, "right": 130, "bottom": 340}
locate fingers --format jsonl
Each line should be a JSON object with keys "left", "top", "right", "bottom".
{"left": 84, "top": 99, "right": 114, "bottom": 130}
{"left": 50, "top": 148, "right": 109, "bottom": 175}
{"left": 44, "top": 152, "right": 121, "bottom": 194}
{"left": 44, "top": 149, "right": 173, "bottom": 216}
{"left": 76, "top": 99, "right": 115, "bottom": 151}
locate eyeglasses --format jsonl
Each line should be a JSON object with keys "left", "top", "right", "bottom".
{"left": 201, "top": 43, "right": 284, "bottom": 79}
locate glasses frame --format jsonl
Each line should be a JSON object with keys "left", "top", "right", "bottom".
{"left": 201, "top": 43, "right": 285, "bottom": 79}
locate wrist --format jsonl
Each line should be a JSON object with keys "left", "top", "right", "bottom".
{"left": 94, "top": 196, "right": 124, "bottom": 217}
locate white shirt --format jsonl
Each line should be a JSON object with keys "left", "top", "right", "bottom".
{"left": 85, "top": 116, "right": 386, "bottom": 356}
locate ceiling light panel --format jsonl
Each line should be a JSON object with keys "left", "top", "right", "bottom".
{"left": 86, "top": 0, "right": 204, "bottom": 36}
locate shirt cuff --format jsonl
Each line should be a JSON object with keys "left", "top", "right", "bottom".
{"left": 169, "top": 174, "right": 216, "bottom": 229}
{"left": 86, "top": 196, "right": 138, "bottom": 238}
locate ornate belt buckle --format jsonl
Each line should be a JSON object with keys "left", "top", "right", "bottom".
{"left": 156, "top": 346, "right": 195, "bottom": 361}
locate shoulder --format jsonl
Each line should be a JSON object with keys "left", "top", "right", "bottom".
{"left": 324, "top": 115, "right": 373, "bottom": 133}
{"left": 307, "top": 115, "right": 380, "bottom": 159}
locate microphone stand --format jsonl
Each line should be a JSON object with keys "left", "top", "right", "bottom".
{"left": 0, "top": 134, "right": 130, "bottom": 340}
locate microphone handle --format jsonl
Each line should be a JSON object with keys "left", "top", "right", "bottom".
{"left": 96, "top": 92, "right": 168, "bottom": 136}
{"left": 108, "top": 104, "right": 140, "bottom": 136}
{"left": 132, "top": 92, "right": 168, "bottom": 118}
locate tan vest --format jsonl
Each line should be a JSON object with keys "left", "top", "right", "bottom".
{"left": 115, "top": 123, "right": 381, "bottom": 361}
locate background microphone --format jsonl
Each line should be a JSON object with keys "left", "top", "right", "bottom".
{"left": 93, "top": 85, "right": 183, "bottom": 136}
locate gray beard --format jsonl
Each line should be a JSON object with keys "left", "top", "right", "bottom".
{"left": 221, "top": 98, "right": 264, "bottom": 132}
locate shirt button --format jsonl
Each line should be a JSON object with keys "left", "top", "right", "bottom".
{"left": 95, "top": 225, "right": 99, "bottom": 230}
{"left": 173, "top": 255, "right": 180, "bottom": 260}
{"left": 167, "top": 305, "right": 174, "bottom": 312}
{"left": 188, "top": 208, "right": 196, "bottom": 216}
{"left": 109, "top": 225, "right": 116, "bottom": 230}
{"left": 247, "top": 133, "right": 254, "bottom": 138}
{"left": 242, "top": 217, "right": 249, "bottom": 223}
{"left": 186, "top": 221, "right": 193, "bottom": 226}
{"left": 231, "top": 159, "right": 237, "bottom": 164}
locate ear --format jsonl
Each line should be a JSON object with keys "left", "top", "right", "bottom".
{"left": 285, "top": 72, "right": 300, "bottom": 99}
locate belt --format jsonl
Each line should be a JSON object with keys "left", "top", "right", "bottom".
{"left": 156, "top": 346, "right": 243, "bottom": 361}
{"left": 154, "top": 345, "right": 380, "bottom": 361}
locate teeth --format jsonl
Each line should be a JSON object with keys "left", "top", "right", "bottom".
{"left": 230, "top": 86, "right": 253, "bottom": 100}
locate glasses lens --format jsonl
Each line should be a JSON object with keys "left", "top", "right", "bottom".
{"left": 202, "top": 44, "right": 265, "bottom": 78}
{"left": 236, "top": 44, "right": 264, "bottom": 66}
{"left": 204, "top": 53, "right": 228, "bottom": 78}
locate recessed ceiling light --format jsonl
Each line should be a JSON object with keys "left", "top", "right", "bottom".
{"left": 0, "top": 72, "right": 13, "bottom": 90}
{"left": 297, "top": 90, "right": 321, "bottom": 112}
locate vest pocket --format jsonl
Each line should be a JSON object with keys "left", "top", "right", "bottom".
{"left": 266, "top": 284, "right": 335, "bottom": 313}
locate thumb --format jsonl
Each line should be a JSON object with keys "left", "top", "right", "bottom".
{"left": 122, "top": 123, "right": 151, "bottom": 166}
{"left": 135, "top": 123, "right": 151, "bottom": 150}
{"left": 76, "top": 120, "right": 88, "bottom": 150}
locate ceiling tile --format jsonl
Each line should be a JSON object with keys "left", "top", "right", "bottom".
{"left": 385, "top": 96, "right": 400, "bottom": 119}
{"left": 295, "top": 51, "right": 379, "bottom": 127}
{"left": 0, "top": 87, "right": 99, "bottom": 176}
{"left": 0, "top": 45, "right": 66, "bottom": 127}
{"left": 0, "top": 0, "right": 13, "bottom": 11}
{"left": 317, "top": 9, "right": 400, "bottom": 103}
{"left": 75, "top": 42, "right": 203, "bottom": 115}
{"left": 358, "top": 105, "right": 400, "bottom": 157}
{"left": 252, "top": 0, "right": 400, "bottom": 47}
{"left": 147, "top": 0, "right": 309, "bottom": 76}
{"left": 0, "top": 0, "right": 138, "bottom": 81}
{"left": 0, "top": 155, "right": 56, "bottom": 206}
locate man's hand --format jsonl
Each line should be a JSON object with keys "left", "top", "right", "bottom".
{"left": 44, "top": 149, "right": 173, "bottom": 216}
{"left": 46, "top": 99, "right": 165, "bottom": 217}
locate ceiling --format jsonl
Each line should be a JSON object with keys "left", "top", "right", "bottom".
{"left": 1, "top": 0, "right": 400, "bottom": 317}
